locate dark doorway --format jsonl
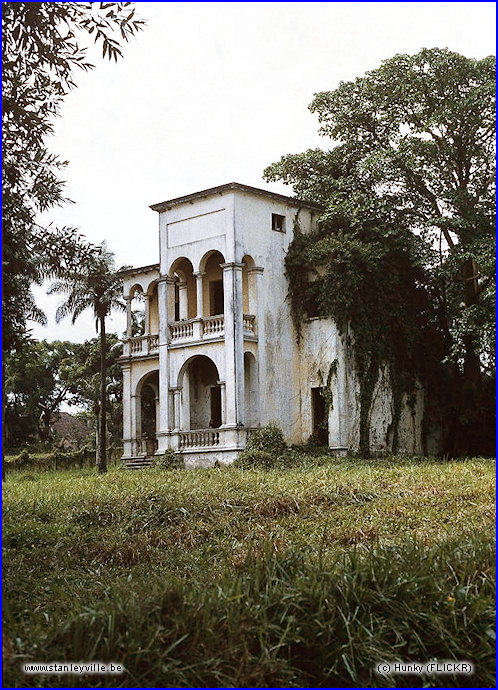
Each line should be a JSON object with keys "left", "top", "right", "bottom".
{"left": 210, "top": 280, "right": 224, "bottom": 315}
{"left": 210, "top": 386, "right": 222, "bottom": 428}
{"left": 311, "top": 387, "right": 328, "bottom": 445}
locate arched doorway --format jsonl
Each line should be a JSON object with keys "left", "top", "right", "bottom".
{"left": 168, "top": 257, "right": 196, "bottom": 320}
{"left": 178, "top": 355, "right": 222, "bottom": 430}
{"left": 136, "top": 370, "right": 159, "bottom": 455}
{"left": 200, "top": 251, "right": 225, "bottom": 316}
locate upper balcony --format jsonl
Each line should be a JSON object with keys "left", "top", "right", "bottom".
{"left": 120, "top": 250, "right": 262, "bottom": 359}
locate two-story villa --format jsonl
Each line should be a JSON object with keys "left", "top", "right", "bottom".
{"left": 120, "top": 182, "right": 431, "bottom": 468}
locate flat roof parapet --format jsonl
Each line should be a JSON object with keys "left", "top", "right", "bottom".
{"left": 149, "top": 182, "right": 324, "bottom": 213}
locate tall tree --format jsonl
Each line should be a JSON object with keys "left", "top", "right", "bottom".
{"left": 265, "top": 48, "right": 495, "bottom": 455}
{"left": 2, "top": 2, "right": 143, "bottom": 351}
{"left": 48, "top": 244, "right": 126, "bottom": 473}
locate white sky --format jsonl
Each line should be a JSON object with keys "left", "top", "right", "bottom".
{"left": 30, "top": 1, "right": 496, "bottom": 343}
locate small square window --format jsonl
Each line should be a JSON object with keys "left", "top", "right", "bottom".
{"left": 271, "top": 213, "right": 285, "bottom": 232}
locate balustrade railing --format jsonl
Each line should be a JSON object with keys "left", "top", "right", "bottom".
{"left": 243, "top": 314, "right": 256, "bottom": 335}
{"left": 178, "top": 429, "right": 220, "bottom": 449}
{"left": 148, "top": 334, "right": 159, "bottom": 351}
{"left": 129, "top": 334, "right": 159, "bottom": 355}
{"left": 128, "top": 314, "right": 256, "bottom": 352}
{"left": 202, "top": 315, "right": 225, "bottom": 336}
{"left": 130, "top": 337, "right": 143, "bottom": 354}
{"left": 170, "top": 321, "right": 194, "bottom": 340}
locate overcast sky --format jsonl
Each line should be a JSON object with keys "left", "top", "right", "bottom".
{"left": 30, "top": 1, "right": 496, "bottom": 343}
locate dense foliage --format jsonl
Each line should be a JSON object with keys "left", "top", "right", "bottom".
{"left": 4, "top": 335, "right": 123, "bottom": 450}
{"left": 265, "top": 48, "right": 495, "bottom": 456}
{"left": 2, "top": 2, "right": 143, "bottom": 351}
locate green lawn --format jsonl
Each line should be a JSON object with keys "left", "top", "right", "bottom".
{"left": 3, "top": 455, "right": 495, "bottom": 688}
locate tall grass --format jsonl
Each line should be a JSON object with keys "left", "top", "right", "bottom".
{"left": 3, "top": 456, "right": 495, "bottom": 687}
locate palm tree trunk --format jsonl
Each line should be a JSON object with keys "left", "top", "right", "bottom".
{"left": 97, "top": 315, "right": 107, "bottom": 474}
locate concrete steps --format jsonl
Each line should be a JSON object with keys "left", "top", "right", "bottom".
{"left": 123, "top": 457, "right": 154, "bottom": 470}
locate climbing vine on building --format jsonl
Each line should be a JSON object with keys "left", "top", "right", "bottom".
{"left": 285, "top": 214, "right": 437, "bottom": 456}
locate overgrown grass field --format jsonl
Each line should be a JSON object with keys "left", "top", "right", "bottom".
{"left": 3, "top": 455, "right": 495, "bottom": 687}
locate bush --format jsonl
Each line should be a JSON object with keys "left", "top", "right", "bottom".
{"left": 235, "top": 424, "right": 288, "bottom": 469}
{"left": 235, "top": 449, "right": 277, "bottom": 469}
{"left": 155, "top": 449, "right": 184, "bottom": 470}
{"left": 246, "top": 423, "right": 287, "bottom": 454}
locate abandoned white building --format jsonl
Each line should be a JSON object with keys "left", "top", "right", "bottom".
{"left": 120, "top": 182, "right": 429, "bottom": 467}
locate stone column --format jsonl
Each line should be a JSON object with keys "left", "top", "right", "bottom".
{"left": 122, "top": 363, "right": 132, "bottom": 458}
{"left": 125, "top": 296, "right": 133, "bottom": 337}
{"left": 155, "top": 394, "right": 160, "bottom": 441}
{"left": 221, "top": 262, "right": 245, "bottom": 427}
{"left": 194, "top": 271, "right": 205, "bottom": 318}
{"left": 144, "top": 295, "right": 151, "bottom": 336}
{"left": 123, "top": 296, "right": 132, "bottom": 356}
{"left": 178, "top": 281, "right": 188, "bottom": 320}
{"left": 172, "top": 388, "right": 181, "bottom": 431}
{"left": 218, "top": 380, "right": 226, "bottom": 425}
{"left": 247, "top": 267, "right": 263, "bottom": 321}
{"left": 131, "top": 393, "right": 140, "bottom": 455}
{"left": 156, "top": 278, "right": 171, "bottom": 452}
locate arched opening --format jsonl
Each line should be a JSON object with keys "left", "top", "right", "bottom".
{"left": 129, "top": 284, "right": 145, "bottom": 335}
{"left": 179, "top": 355, "right": 222, "bottom": 430}
{"left": 244, "top": 351, "right": 259, "bottom": 427}
{"left": 136, "top": 370, "right": 159, "bottom": 455}
{"left": 147, "top": 282, "right": 159, "bottom": 334}
{"left": 201, "top": 251, "right": 225, "bottom": 316}
{"left": 169, "top": 257, "right": 196, "bottom": 320}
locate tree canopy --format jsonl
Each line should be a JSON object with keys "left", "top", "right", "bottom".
{"left": 2, "top": 2, "right": 143, "bottom": 351}
{"left": 4, "top": 335, "right": 123, "bottom": 449}
{"left": 265, "top": 48, "right": 495, "bottom": 455}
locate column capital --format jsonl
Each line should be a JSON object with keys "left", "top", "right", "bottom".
{"left": 125, "top": 294, "right": 132, "bottom": 302}
{"left": 169, "top": 387, "right": 181, "bottom": 393}
{"left": 193, "top": 271, "right": 206, "bottom": 278}
{"left": 220, "top": 262, "right": 245, "bottom": 271}
{"left": 157, "top": 276, "right": 177, "bottom": 286}
{"left": 247, "top": 266, "right": 264, "bottom": 275}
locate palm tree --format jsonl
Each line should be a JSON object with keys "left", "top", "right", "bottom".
{"left": 48, "top": 243, "right": 125, "bottom": 473}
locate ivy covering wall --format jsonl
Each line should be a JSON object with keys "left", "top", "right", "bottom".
{"left": 286, "top": 215, "right": 443, "bottom": 456}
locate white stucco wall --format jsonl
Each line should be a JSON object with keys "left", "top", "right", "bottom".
{"left": 121, "top": 184, "right": 435, "bottom": 461}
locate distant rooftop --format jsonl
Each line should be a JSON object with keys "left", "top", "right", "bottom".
{"left": 149, "top": 182, "right": 324, "bottom": 213}
{"left": 119, "top": 263, "right": 159, "bottom": 278}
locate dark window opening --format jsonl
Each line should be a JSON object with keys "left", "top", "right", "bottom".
{"left": 272, "top": 213, "right": 285, "bottom": 232}
{"left": 210, "top": 279, "right": 224, "bottom": 315}
{"left": 210, "top": 386, "right": 222, "bottom": 428}
{"left": 174, "top": 281, "right": 180, "bottom": 321}
{"left": 311, "top": 387, "right": 328, "bottom": 445}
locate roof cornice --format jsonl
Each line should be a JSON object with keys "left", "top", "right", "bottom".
{"left": 149, "top": 182, "right": 324, "bottom": 213}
